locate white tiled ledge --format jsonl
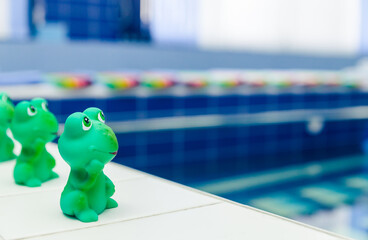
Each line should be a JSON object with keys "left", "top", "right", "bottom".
{"left": 0, "top": 144, "right": 350, "bottom": 240}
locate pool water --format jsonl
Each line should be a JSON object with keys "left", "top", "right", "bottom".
{"left": 196, "top": 155, "right": 368, "bottom": 239}
{"left": 246, "top": 174, "right": 368, "bottom": 239}
{"left": 140, "top": 155, "right": 368, "bottom": 239}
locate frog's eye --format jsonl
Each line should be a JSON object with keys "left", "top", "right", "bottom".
{"left": 42, "top": 102, "right": 49, "bottom": 111}
{"left": 82, "top": 116, "right": 92, "bottom": 131}
{"left": 27, "top": 105, "right": 37, "bottom": 116}
{"left": 98, "top": 111, "right": 105, "bottom": 123}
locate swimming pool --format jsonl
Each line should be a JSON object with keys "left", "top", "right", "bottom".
{"left": 8, "top": 79, "right": 368, "bottom": 238}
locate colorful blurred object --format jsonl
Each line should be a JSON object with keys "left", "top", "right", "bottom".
{"left": 210, "top": 71, "right": 243, "bottom": 88}
{"left": 3, "top": 69, "right": 366, "bottom": 92}
{"left": 46, "top": 73, "right": 92, "bottom": 89}
{"left": 140, "top": 72, "right": 176, "bottom": 89}
{"left": 178, "top": 72, "right": 209, "bottom": 89}
{"left": 216, "top": 78, "right": 243, "bottom": 88}
{"left": 185, "top": 79, "right": 208, "bottom": 89}
{"left": 96, "top": 72, "right": 139, "bottom": 90}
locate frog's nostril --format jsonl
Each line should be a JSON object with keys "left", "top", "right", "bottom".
{"left": 103, "top": 128, "right": 113, "bottom": 136}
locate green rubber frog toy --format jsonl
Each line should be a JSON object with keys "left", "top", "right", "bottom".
{"left": 11, "top": 98, "right": 59, "bottom": 187}
{"left": 59, "top": 107, "right": 119, "bottom": 222}
{"left": 0, "top": 92, "right": 16, "bottom": 162}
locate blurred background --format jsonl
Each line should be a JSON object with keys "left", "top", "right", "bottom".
{"left": 2, "top": 0, "right": 368, "bottom": 239}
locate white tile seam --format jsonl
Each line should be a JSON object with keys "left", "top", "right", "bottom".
{"left": 15, "top": 202, "right": 222, "bottom": 240}
{"left": 0, "top": 176, "right": 147, "bottom": 199}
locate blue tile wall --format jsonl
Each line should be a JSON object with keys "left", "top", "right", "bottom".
{"left": 15, "top": 91, "right": 368, "bottom": 184}
{"left": 44, "top": 0, "right": 145, "bottom": 40}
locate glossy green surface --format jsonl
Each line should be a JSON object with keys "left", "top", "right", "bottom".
{"left": 59, "top": 107, "right": 119, "bottom": 222}
{"left": 11, "top": 98, "right": 59, "bottom": 187}
{"left": 0, "top": 92, "right": 15, "bottom": 162}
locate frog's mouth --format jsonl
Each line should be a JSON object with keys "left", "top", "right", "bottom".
{"left": 92, "top": 148, "right": 118, "bottom": 155}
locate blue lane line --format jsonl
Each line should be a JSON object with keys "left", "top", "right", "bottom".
{"left": 194, "top": 156, "right": 365, "bottom": 195}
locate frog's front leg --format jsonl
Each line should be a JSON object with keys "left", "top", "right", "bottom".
{"left": 105, "top": 175, "right": 118, "bottom": 209}
{"left": 71, "top": 159, "right": 104, "bottom": 191}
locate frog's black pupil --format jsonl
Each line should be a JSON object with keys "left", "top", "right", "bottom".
{"left": 30, "top": 106, "right": 35, "bottom": 112}
{"left": 84, "top": 117, "right": 90, "bottom": 124}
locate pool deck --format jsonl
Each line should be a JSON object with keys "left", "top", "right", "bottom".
{"left": 0, "top": 144, "right": 350, "bottom": 240}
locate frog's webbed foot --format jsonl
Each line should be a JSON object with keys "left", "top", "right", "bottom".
{"left": 26, "top": 178, "right": 42, "bottom": 187}
{"left": 106, "top": 198, "right": 118, "bottom": 209}
{"left": 77, "top": 209, "right": 98, "bottom": 223}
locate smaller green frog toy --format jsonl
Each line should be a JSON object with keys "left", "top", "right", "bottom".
{"left": 0, "top": 92, "right": 16, "bottom": 162}
{"left": 11, "top": 98, "right": 59, "bottom": 187}
{"left": 59, "top": 107, "right": 119, "bottom": 222}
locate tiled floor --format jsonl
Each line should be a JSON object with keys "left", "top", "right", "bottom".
{"left": 0, "top": 144, "right": 349, "bottom": 240}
